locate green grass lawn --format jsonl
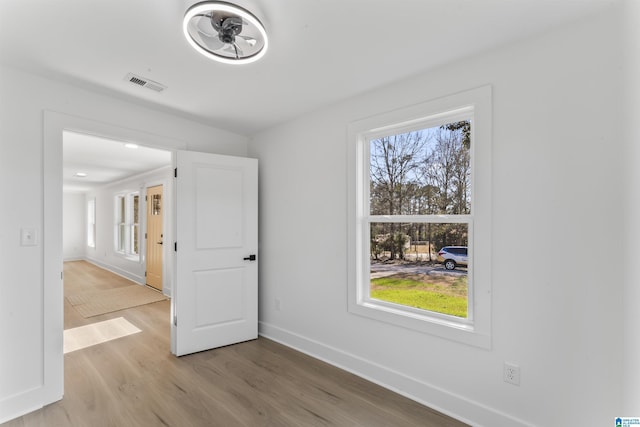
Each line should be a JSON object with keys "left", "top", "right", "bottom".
{"left": 370, "top": 275, "right": 467, "bottom": 318}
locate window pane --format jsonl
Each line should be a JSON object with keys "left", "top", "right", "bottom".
{"left": 87, "top": 199, "right": 96, "bottom": 247}
{"left": 87, "top": 199, "right": 95, "bottom": 223}
{"left": 117, "top": 196, "right": 125, "bottom": 222}
{"left": 369, "top": 121, "right": 471, "bottom": 216}
{"left": 132, "top": 224, "right": 139, "bottom": 254}
{"left": 89, "top": 224, "right": 96, "bottom": 248}
{"left": 370, "top": 222, "right": 468, "bottom": 318}
{"left": 133, "top": 195, "right": 139, "bottom": 223}
{"left": 117, "top": 224, "right": 125, "bottom": 252}
{"left": 152, "top": 194, "right": 161, "bottom": 215}
{"left": 131, "top": 194, "right": 139, "bottom": 256}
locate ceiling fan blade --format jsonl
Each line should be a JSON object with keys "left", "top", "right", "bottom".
{"left": 193, "top": 30, "right": 225, "bottom": 52}
{"left": 220, "top": 42, "right": 241, "bottom": 55}
{"left": 233, "top": 43, "right": 243, "bottom": 58}
{"left": 195, "top": 15, "right": 217, "bottom": 37}
{"left": 237, "top": 34, "right": 257, "bottom": 47}
{"left": 210, "top": 42, "right": 239, "bottom": 59}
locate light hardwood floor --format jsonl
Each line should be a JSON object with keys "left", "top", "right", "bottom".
{"left": 3, "top": 261, "right": 469, "bottom": 427}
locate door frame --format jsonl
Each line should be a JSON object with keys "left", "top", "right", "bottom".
{"left": 44, "top": 111, "right": 187, "bottom": 404}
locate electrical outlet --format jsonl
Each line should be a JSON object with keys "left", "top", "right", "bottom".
{"left": 504, "top": 362, "right": 520, "bottom": 386}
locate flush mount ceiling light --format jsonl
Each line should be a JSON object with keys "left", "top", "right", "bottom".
{"left": 183, "top": 1, "right": 268, "bottom": 65}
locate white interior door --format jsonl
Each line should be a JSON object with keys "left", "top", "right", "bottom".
{"left": 172, "top": 150, "right": 258, "bottom": 356}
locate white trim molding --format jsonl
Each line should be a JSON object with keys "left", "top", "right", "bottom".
{"left": 259, "top": 321, "right": 534, "bottom": 427}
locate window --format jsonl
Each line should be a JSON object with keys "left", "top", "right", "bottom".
{"left": 348, "top": 86, "right": 492, "bottom": 348}
{"left": 131, "top": 194, "right": 139, "bottom": 255}
{"left": 87, "top": 198, "right": 96, "bottom": 248}
{"left": 115, "top": 195, "right": 125, "bottom": 252}
{"left": 115, "top": 192, "right": 140, "bottom": 259}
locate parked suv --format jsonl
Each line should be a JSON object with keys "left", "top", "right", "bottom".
{"left": 436, "top": 246, "right": 468, "bottom": 270}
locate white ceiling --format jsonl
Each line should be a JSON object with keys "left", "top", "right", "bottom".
{"left": 63, "top": 131, "right": 172, "bottom": 193}
{"left": 0, "top": 0, "right": 615, "bottom": 191}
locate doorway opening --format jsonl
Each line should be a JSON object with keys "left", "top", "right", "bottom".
{"left": 42, "top": 110, "right": 189, "bottom": 407}
{"left": 45, "top": 112, "right": 258, "bottom": 408}
{"left": 62, "top": 129, "right": 174, "bottom": 347}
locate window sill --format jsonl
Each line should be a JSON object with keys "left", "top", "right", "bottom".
{"left": 115, "top": 251, "right": 140, "bottom": 262}
{"left": 349, "top": 298, "right": 490, "bottom": 349}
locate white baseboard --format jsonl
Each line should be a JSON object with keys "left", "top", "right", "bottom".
{"left": 83, "top": 257, "right": 144, "bottom": 285}
{"left": 0, "top": 386, "right": 62, "bottom": 425}
{"left": 258, "top": 321, "right": 534, "bottom": 427}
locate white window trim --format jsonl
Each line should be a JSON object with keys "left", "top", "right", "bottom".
{"left": 347, "top": 86, "right": 492, "bottom": 349}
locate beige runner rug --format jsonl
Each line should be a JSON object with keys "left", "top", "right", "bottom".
{"left": 67, "top": 285, "right": 167, "bottom": 318}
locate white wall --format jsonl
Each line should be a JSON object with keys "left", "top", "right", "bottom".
{"left": 0, "top": 64, "right": 248, "bottom": 423}
{"left": 63, "top": 192, "right": 85, "bottom": 261}
{"left": 622, "top": 0, "right": 640, "bottom": 414}
{"left": 249, "top": 5, "right": 630, "bottom": 427}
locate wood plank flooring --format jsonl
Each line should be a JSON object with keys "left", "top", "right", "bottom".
{"left": 3, "top": 261, "right": 469, "bottom": 427}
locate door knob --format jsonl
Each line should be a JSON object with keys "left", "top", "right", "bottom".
{"left": 157, "top": 241, "right": 163, "bottom": 245}
{"left": 243, "top": 254, "right": 256, "bottom": 261}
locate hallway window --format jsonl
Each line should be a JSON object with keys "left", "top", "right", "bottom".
{"left": 131, "top": 194, "right": 139, "bottom": 255}
{"left": 116, "top": 195, "right": 125, "bottom": 252}
{"left": 115, "top": 192, "right": 140, "bottom": 259}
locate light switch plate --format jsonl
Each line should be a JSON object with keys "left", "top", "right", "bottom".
{"left": 21, "top": 228, "right": 37, "bottom": 246}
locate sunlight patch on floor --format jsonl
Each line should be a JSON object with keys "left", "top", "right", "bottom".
{"left": 64, "top": 317, "right": 141, "bottom": 354}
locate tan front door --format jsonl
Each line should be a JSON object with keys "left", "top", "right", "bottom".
{"left": 146, "top": 185, "right": 163, "bottom": 291}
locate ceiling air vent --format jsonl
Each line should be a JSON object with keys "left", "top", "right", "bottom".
{"left": 124, "top": 73, "right": 167, "bottom": 93}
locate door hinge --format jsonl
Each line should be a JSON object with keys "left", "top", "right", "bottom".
{"left": 145, "top": 232, "right": 147, "bottom": 239}
{"left": 144, "top": 271, "right": 147, "bottom": 277}
{"left": 174, "top": 168, "right": 177, "bottom": 178}
{"left": 145, "top": 195, "right": 148, "bottom": 201}
{"left": 174, "top": 242, "right": 177, "bottom": 252}
{"left": 173, "top": 315, "right": 177, "bottom": 326}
